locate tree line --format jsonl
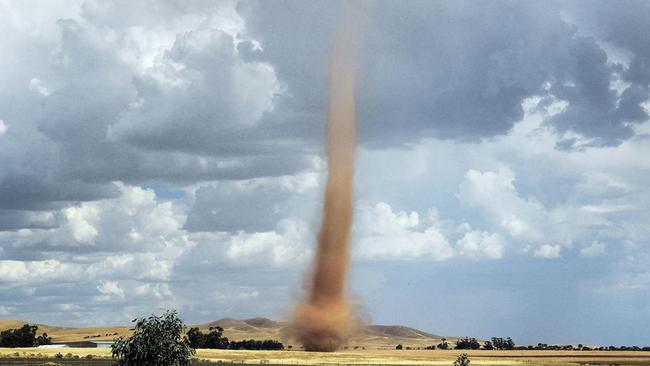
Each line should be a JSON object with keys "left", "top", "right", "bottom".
{"left": 186, "top": 326, "right": 283, "bottom": 350}
{"left": 0, "top": 324, "right": 51, "bottom": 347}
{"left": 400, "top": 337, "right": 650, "bottom": 351}
{"left": 411, "top": 337, "right": 515, "bottom": 351}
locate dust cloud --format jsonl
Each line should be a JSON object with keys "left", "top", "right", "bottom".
{"left": 290, "top": 2, "right": 366, "bottom": 353}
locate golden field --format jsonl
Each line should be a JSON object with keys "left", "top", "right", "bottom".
{"left": 3, "top": 318, "right": 650, "bottom": 365}
{"left": 2, "top": 348, "right": 650, "bottom": 365}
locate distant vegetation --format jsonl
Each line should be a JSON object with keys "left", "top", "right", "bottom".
{"left": 0, "top": 324, "right": 51, "bottom": 347}
{"left": 490, "top": 337, "right": 516, "bottom": 350}
{"left": 186, "top": 326, "right": 283, "bottom": 350}
{"left": 521, "top": 343, "right": 650, "bottom": 351}
{"left": 410, "top": 336, "right": 650, "bottom": 352}
{"left": 454, "top": 337, "right": 481, "bottom": 350}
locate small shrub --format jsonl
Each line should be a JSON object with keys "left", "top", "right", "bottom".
{"left": 55, "top": 352, "right": 63, "bottom": 359}
{"left": 454, "top": 353, "right": 470, "bottom": 366}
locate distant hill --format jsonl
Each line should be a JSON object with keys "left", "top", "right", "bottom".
{"left": 0, "top": 317, "right": 450, "bottom": 349}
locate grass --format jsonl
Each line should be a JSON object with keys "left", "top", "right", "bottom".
{"left": 2, "top": 348, "right": 650, "bottom": 366}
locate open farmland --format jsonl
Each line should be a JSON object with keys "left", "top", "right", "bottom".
{"left": 2, "top": 348, "right": 650, "bottom": 366}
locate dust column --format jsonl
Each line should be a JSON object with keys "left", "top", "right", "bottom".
{"left": 290, "top": 3, "right": 364, "bottom": 352}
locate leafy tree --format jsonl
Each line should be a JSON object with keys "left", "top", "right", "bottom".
{"left": 0, "top": 324, "right": 39, "bottom": 347}
{"left": 455, "top": 337, "right": 480, "bottom": 350}
{"left": 35, "top": 333, "right": 52, "bottom": 346}
{"left": 186, "top": 326, "right": 230, "bottom": 349}
{"left": 437, "top": 339, "right": 450, "bottom": 350}
{"left": 186, "top": 327, "right": 205, "bottom": 349}
{"left": 483, "top": 341, "right": 494, "bottom": 350}
{"left": 491, "top": 337, "right": 515, "bottom": 350}
{"left": 454, "top": 353, "right": 471, "bottom": 366}
{"left": 204, "top": 327, "right": 229, "bottom": 349}
{"left": 111, "top": 310, "right": 195, "bottom": 366}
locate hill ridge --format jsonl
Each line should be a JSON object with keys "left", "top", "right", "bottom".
{"left": 1, "top": 317, "right": 445, "bottom": 347}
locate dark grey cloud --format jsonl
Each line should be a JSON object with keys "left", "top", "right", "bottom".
{"left": 185, "top": 182, "right": 295, "bottom": 232}
{"left": 2, "top": 0, "right": 649, "bottom": 225}
{"left": 242, "top": 0, "right": 649, "bottom": 146}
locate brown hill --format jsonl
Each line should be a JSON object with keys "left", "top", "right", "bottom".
{"left": 0, "top": 317, "right": 449, "bottom": 349}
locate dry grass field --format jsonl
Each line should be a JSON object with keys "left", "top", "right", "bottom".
{"left": 3, "top": 318, "right": 650, "bottom": 365}
{"left": 2, "top": 348, "right": 650, "bottom": 366}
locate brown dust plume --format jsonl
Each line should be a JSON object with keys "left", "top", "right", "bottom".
{"left": 290, "top": 4, "right": 365, "bottom": 352}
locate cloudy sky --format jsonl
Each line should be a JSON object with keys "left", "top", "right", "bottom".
{"left": 1, "top": 0, "right": 650, "bottom": 346}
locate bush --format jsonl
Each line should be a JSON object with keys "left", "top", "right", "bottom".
{"left": 454, "top": 353, "right": 471, "bottom": 366}
{"left": 396, "top": 344, "right": 403, "bottom": 350}
{"left": 111, "top": 309, "right": 195, "bottom": 366}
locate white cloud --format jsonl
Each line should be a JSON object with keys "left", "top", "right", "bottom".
{"left": 580, "top": 241, "right": 606, "bottom": 257}
{"left": 355, "top": 202, "right": 454, "bottom": 261}
{"left": 85, "top": 253, "right": 173, "bottom": 282}
{"left": 134, "top": 283, "right": 172, "bottom": 300}
{"left": 64, "top": 205, "right": 99, "bottom": 244}
{"left": 458, "top": 166, "right": 545, "bottom": 241}
{"left": 0, "top": 305, "right": 15, "bottom": 316}
{"left": 0, "top": 259, "right": 82, "bottom": 285}
{"left": 456, "top": 230, "right": 504, "bottom": 260}
{"left": 28, "top": 78, "right": 51, "bottom": 96}
{"left": 534, "top": 244, "right": 562, "bottom": 259}
{"left": 96, "top": 280, "right": 125, "bottom": 300}
{"left": 224, "top": 219, "right": 311, "bottom": 266}
{"left": 0, "top": 119, "right": 6, "bottom": 136}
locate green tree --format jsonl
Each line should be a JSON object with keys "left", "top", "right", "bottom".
{"left": 454, "top": 353, "right": 471, "bottom": 366}
{"left": 437, "top": 338, "right": 450, "bottom": 350}
{"left": 483, "top": 341, "right": 494, "bottom": 350}
{"left": 186, "top": 327, "right": 205, "bottom": 349}
{"left": 204, "top": 327, "right": 229, "bottom": 349}
{"left": 455, "top": 337, "right": 480, "bottom": 350}
{"left": 0, "top": 324, "right": 39, "bottom": 347}
{"left": 111, "top": 310, "right": 195, "bottom": 366}
{"left": 35, "top": 332, "right": 52, "bottom": 346}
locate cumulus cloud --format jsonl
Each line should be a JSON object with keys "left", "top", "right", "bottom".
{"left": 354, "top": 203, "right": 454, "bottom": 261}
{"left": 96, "top": 280, "right": 125, "bottom": 300}
{"left": 534, "top": 244, "right": 562, "bottom": 259}
{"left": 456, "top": 231, "right": 504, "bottom": 260}
{"left": 0, "top": 259, "right": 82, "bottom": 285}
{"left": 580, "top": 241, "right": 606, "bottom": 257}
{"left": 458, "top": 166, "right": 546, "bottom": 241}
{"left": 28, "top": 78, "right": 51, "bottom": 96}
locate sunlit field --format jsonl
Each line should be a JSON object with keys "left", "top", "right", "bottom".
{"left": 3, "top": 348, "right": 650, "bottom": 366}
